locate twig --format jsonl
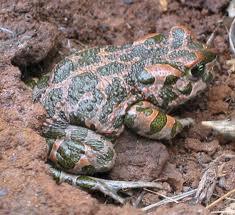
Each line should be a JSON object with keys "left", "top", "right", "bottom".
{"left": 132, "top": 190, "right": 146, "bottom": 208}
{"left": 206, "top": 16, "right": 225, "bottom": 47}
{"left": 195, "top": 154, "right": 235, "bottom": 204}
{"left": 144, "top": 188, "right": 179, "bottom": 203}
{"left": 0, "top": 26, "right": 14, "bottom": 35}
{"left": 206, "top": 189, "right": 235, "bottom": 210}
{"left": 141, "top": 189, "right": 197, "bottom": 212}
{"left": 211, "top": 211, "right": 234, "bottom": 214}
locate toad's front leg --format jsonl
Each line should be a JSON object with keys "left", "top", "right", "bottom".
{"left": 124, "top": 101, "right": 194, "bottom": 140}
{"left": 45, "top": 123, "right": 164, "bottom": 203}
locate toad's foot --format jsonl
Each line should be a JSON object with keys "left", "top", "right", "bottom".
{"left": 50, "top": 167, "right": 164, "bottom": 204}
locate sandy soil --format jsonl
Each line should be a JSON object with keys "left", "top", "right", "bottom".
{"left": 0, "top": 0, "right": 234, "bottom": 214}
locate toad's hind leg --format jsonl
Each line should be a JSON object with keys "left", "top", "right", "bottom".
{"left": 124, "top": 101, "right": 194, "bottom": 140}
{"left": 45, "top": 124, "right": 164, "bottom": 203}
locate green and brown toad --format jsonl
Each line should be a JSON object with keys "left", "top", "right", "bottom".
{"left": 34, "top": 26, "right": 216, "bottom": 203}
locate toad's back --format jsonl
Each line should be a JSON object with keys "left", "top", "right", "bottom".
{"left": 40, "top": 44, "right": 147, "bottom": 136}
{"left": 39, "top": 27, "right": 205, "bottom": 136}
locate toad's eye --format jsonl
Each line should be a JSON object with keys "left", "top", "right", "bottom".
{"left": 191, "top": 62, "right": 205, "bottom": 78}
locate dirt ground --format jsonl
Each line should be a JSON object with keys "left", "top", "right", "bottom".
{"left": 0, "top": 0, "right": 235, "bottom": 214}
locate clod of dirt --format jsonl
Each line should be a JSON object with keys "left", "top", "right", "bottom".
{"left": 185, "top": 138, "right": 220, "bottom": 155}
{"left": 11, "top": 22, "right": 60, "bottom": 68}
{"left": 160, "top": 163, "right": 184, "bottom": 192}
{"left": 153, "top": 203, "right": 210, "bottom": 215}
{"left": 0, "top": 65, "right": 46, "bottom": 130}
{"left": 204, "top": 0, "right": 230, "bottom": 13}
{"left": 219, "top": 159, "right": 235, "bottom": 191}
{"left": 185, "top": 0, "right": 229, "bottom": 13}
{"left": 207, "top": 85, "right": 233, "bottom": 114}
{"left": 180, "top": 159, "right": 202, "bottom": 188}
{"left": 110, "top": 131, "right": 169, "bottom": 181}
{"left": 208, "top": 100, "right": 229, "bottom": 114}
{"left": 228, "top": 74, "right": 235, "bottom": 89}
{"left": 209, "top": 85, "right": 233, "bottom": 101}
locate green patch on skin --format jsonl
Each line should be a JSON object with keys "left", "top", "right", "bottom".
{"left": 124, "top": 114, "right": 136, "bottom": 128}
{"left": 43, "top": 124, "right": 67, "bottom": 139}
{"left": 76, "top": 175, "right": 96, "bottom": 189}
{"left": 36, "top": 75, "right": 50, "bottom": 89}
{"left": 96, "top": 147, "right": 114, "bottom": 166}
{"left": 172, "top": 28, "right": 185, "bottom": 49}
{"left": 160, "top": 86, "right": 178, "bottom": 108}
{"left": 187, "top": 37, "right": 204, "bottom": 50}
{"left": 97, "top": 62, "right": 125, "bottom": 76}
{"left": 87, "top": 139, "right": 104, "bottom": 151}
{"left": 76, "top": 99, "right": 97, "bottom": 119}
{"left": 101, "top": 136, "right": 116, "bottom": 143}
{"left": 52, "top": 59, "right": 74, "bottom": 84}
{"left": 113, "top": 116, "right": 124, "bottom": 129}
{"left": 169, "top": 50, "right": 197, "bottom": 62}
{"left": 69, "top": 112, "right": 86, "bottom": 127}
{"left": 119, "top": 53, "right": 134, "bottom": 62}
{"left": 137, "top": 70, "right": 155, "bottom": 85}
{"left": 100, "top": 78, "right": 127, "bottom": 123}
{"left": 130, "top": 45, "right": 151, "bottom": 59}
{"left": 171, "top": 121, "right": 183, "bottom": 137}
{"left": 144, "top": 34, "right": 166, "bottom": 47}
{"left": 56, "top": 140, "right": 85, "bottom": 170}
{"left": 178, "top": 82, "right": 192, "bottom": 95}
{"left": 75, "top": 48, "right": 101, "bottom": 67}
{"left": 164, "top": 75, "right": 179, "bottom": 85}
{"left": 151, "top": 47, "right": 169, "bottom": 59}
{"left": 153, "top": 34, "right": 166, "bottom": 43}
{"left": 105, "top": 45, "right": 119, "bottom": 52}
{"left": 32, "top": 75, "right": 50, "bottom": 101}
{"left": 136, "top": 107, "right": 153, "bottom": 116}
{"left": 25, "top": 78, "right": 37, "bottom": 89}
{"left": 43, "top": 88, "right": 63, "bottom": 117}
{"left": 46, "top": 138, "right": 55, "bottom": 157}
{"left": 131, "top": 61, "right": 146, "bottom": 74}
{"left": 70, "top": 126, "right": 88, "bottom": 141}
{"left": 147, "top": 95, "right": 159, "bottom": 106}
{"left": 201, "top": 50, "right": 216, "bottom": 63}
{"left": 148, "top": 111, "right": 167, "bottom": 134}
{"left": 68, "top": 72, "right": 98, "bottom": 104}
{"left": 137, "top": 101, "right": 144, "bottom": 106}
{"left": 81, "top": 165, "right": 96, "bottom": 175}
{"left": 105, "top": 44, "right": 131, "bottom": 52}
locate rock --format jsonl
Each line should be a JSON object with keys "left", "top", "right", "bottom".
{"left": 185, "top": 138, "right": 220, "bottom": 155}
{"left": 110, "top": 130, "right": 169, "bottom": 181}
{"left": 219, "top": 159, "right": 235, "bottom": 191}
{"left": 11, "top": 22, "right": 60, "bottom": 68}
{"left": 160, "top": 163, "right": 184, "bottom": 192}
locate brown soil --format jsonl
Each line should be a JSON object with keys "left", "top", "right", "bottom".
{"left": 0, "top": 0, "right": 234, "bottom": 214}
